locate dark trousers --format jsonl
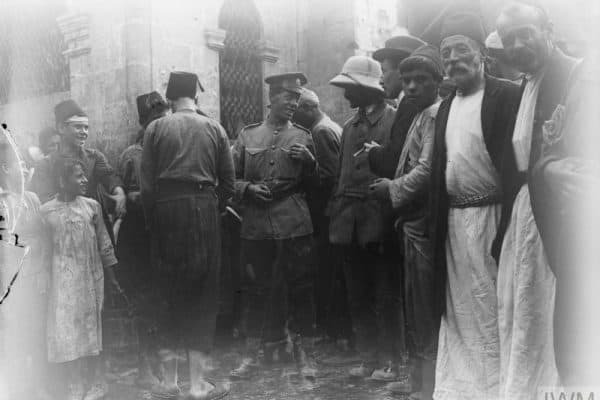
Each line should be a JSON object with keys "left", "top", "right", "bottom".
{"left": 313, "top": 215, "right": 352, "bottom": 339}
{"left": 239, "top": 236, "right": 316, "bottom": 344}
{"left": 154, "top": 267, "right": 220, "bottom": 353}
{"left": 339, "top": 238, "right": 399, "bottom": 363}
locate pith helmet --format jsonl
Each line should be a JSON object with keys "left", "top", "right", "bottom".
{"left": 329, "top": 56, "right": 384, "bottom": 93}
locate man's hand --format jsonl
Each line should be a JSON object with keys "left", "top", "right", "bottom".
{"left": 289, "top": 143, "right": 315, "bottom": 164}
{"left": 247, "top": 184, "right": 273, "bottom": 203}
{"left": 105, "top": 265, "right": 125, "bottom": 297}
{"left": 364, "top": 141, "right": 381, "bottom": 153}
{"left": 368, "top": 178, "right": 391, "bottom": 201}
{"left": 110, "top": 187, "right": 127, "bottom": 218}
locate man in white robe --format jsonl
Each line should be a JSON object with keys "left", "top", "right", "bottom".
{"left": 428, "top": 13, "right": 522, "bottom": 400}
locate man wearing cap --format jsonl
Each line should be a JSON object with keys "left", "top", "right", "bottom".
{"left": 292, "top": 88, "right": 345, "bottom": 341}
{"left": 485, "top": 31, "right": 521, "bottom": 82}
{"left": 30, "top": 99, "right": 127, "bottom": 236}
{"left": 328, "top": 55, "right": 399, "bottom": 379}
{"left": 140, "top": 71, "right": 234, "bottom": 399}
{"left": 429, "top": 13, "right": 522, "bottom": 400}
{"left": 117, "top": 91, "right": 168, "bottom": 389}
{"left": 495, "top": 2, "right": 580, "bottom": 395}
{"left": 368, "top": 34, "right": 426, "bottom": 179}
{"left": 229, "top": 72, "right": 319, "bottom": 379}
{"left": 368, "top": 44, "right": 443, "bottom": 400}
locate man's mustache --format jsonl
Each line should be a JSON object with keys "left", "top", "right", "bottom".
{"left": 448, "top": 64, "right": 469, "bottom": 75}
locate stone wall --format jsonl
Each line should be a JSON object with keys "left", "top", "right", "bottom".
{"left": 1, "top": 0, "right": 398, "bottom": 164}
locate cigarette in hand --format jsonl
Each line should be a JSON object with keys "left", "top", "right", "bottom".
{"left": 353, "top": 147, "right": 365, "bottom": 157}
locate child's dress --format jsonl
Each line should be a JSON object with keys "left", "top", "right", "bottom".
{"left": 41, "top": 196, "right": 117, "bottom": 363}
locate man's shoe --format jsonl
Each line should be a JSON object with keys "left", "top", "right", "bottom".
{"left": 229, "top": 358, "right": 259, "bottom": 380}
{"left": 370, "top": 361, "right": 398, "bottom": 382}
{"left": 348, "top": 363, "right": 373, "bottom": 379}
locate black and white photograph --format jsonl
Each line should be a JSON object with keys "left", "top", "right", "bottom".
{"left": 1, "top": 0, "right": 599, "bottom": 399}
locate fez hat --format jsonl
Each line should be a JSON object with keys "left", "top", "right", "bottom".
{"left": 265, "top": 72, "right": 307, "bottom": 95}
{"left": 136, "top": 91, "right": 168, "bottom": 126}
{"left": 330, "top": 56, "right": 384, "bottom": 93}
{"left": 165, "top": 71, "right": 204, "bottom": 101}
{"left": 54, "top": 99, "right": 88, "bottom": 125}
{"left": 373, "top": 35, "right": 427, "bottom": 63}
{"left": 400, "top": 44, "right": 445, "bottom": 80}
{"left": 440, "top": 12, "right": 486, "bottom": 46}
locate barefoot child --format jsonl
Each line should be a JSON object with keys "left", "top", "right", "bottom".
{"left": 41, "top": 157, "right": 122, "bottom": 400}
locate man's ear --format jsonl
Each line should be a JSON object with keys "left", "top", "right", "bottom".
{"left": 56, "top": 123, "right": 66, "bottom": 136}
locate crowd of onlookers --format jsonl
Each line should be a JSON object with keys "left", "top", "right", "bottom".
{"left": 1, "top": 2, "right": 599, "bottom": 400}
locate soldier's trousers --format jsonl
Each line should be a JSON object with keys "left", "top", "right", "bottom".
{"left": 239, "top": 235, "right": 316, "bottom": 344}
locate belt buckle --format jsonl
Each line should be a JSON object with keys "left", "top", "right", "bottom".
{"left": 197, "top": 182, "right": 203, "bottom": 191}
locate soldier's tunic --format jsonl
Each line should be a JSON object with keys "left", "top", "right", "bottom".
{"left": 232, "top": 119, "right": 318, "bottom": 344}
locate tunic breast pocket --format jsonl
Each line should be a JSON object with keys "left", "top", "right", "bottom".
{"left": 275, "top": 148, "right": 300, "bottom": 179}
{"left": 244, "top": 147, "right": 268, "bottom": 181}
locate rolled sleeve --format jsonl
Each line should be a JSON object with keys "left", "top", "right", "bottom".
{"left": 389, "top": 113, "right": 435, "bottom": 209}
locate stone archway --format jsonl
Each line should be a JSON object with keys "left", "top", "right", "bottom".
{"left": 218, "top": 0, "right": 263, "bottom": 140}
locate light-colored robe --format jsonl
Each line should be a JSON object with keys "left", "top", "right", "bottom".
{"left": 497, "top": 71, "right": 559, "bottom": 400}
{"left": 434, "top": 87, "right": 502, "bottom": 400}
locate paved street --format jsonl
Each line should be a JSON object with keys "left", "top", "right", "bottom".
{"left": 105, "top": 341, "right": 411, "bottom": 400}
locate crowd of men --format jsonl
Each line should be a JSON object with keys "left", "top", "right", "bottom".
{"left": 1, "top": 2, "right": 599, "bottom": 400}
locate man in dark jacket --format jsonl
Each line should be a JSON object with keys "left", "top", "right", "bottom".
{"left": 428, "top": 13, "right": 522, "bottom": 400}
{"left": 328, "top": 55, "right": 399, "bottom": 380}
{"left": 367, "top": 35, "right": 426, "bottom": 179}
{"left": 530, "top": 54, "right": 600, "bottom": 386}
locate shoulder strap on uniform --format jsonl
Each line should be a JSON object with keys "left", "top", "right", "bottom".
{"left": 292, "top": 122, "right": 311, "bottom": 134}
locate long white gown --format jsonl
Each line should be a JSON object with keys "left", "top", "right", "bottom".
{"left": 497, "top": 72, "right": 558, "bottom": 400}
{"left": 434, "top": 86, "right": 502, "bottom": 400}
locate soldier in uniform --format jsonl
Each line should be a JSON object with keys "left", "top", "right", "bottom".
{"left": 140, "top": 71, "right": 234, "bottom": 400}
{"left": 229, "top": 72, "right": 319, "bottom": 379}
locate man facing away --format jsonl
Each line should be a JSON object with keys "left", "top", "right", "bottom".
{"left": 328, "top": 55, "right": 399, "bottom": 380}
{"left": 140, "top": 71, "right": 235, "bottom": 400}
{"left": 428, "top": 13, "right": 522, "bottom": 400}
{"left": 229, "top": 72, "right": 320, "bottom": 380}
{"left": 369, "top": 44, "right": 443, "bottom": 400}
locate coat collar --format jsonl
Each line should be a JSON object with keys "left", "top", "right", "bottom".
{"left": 351, "top": 101, "right": 387, "bottom": 126}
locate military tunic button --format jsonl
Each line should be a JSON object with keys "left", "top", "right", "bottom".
{"left": 270, "top": 160, "right": 275, "bottom": 165}
{"left": 271, "top": 145, "right": 276, "bottom": 150}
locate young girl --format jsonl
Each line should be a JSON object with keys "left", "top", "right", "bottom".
{"left": 41, "top": 157, "right": 121, "bottom": 400}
